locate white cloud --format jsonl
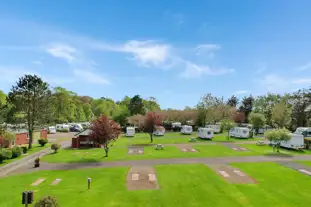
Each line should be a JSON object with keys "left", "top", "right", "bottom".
{"left": 292, "top": 78, "right": 311, "bottom": 84}
{"left": 234, "top": 90, "right": 249, "bottom": 95}
{"left": 180, "top": 61, "right": 235, "bottom": 78}
{"left": 195, "top": 44, "right": 221, "bottom": 58}
{"left": 257, "top": 74, "right": 289, "bottom": 93}
{"left": 46, "top": 44, "right": 77, "bottom": 62}
{"left": 73, "top": 69, "right": 110, "bottom": 85}
{"left": 32, "top": 60, "right": 43, "bottom": 65}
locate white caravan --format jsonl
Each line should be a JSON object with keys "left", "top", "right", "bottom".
{"left": 229, "top": 127, "right": 251, "bottom": 138}
{"left": 153, "top": 126, "right": 165, "bottom": 136}
{"left": 172, "top": 122, "right": 182, "bottom": 128}
{"left": 205, "top": 124, "right": 221, "bottom": 133}
{"left": 294, "top": 127, "right": 311, "bottom": 137}
{"left": 48, "top": 126, "right": 56, "bottom": 134}
{"left": 270, "top": 133, "right": 304, "bottom": 150}
{"left": 181, "top": 125, "right": 193, "bottom": 135}
{"left": 56, "top": 124, "right": 70, "bottom": 132}
{"left": 126, "top": 127, "right": 135, "bottom": 137}
{"left": 197, "top": 127, "right": 214, "bottom": 139}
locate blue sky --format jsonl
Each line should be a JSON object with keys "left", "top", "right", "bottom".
{"left": 1, "top": 0, "right": 311, "bottom": 109}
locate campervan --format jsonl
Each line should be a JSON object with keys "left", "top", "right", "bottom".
{"left": 229, "top": 127, "right": 252, "bottom": 138}
{"left": 70, "top": 124, "right": 84, "bottom": 132}
{"left": 205, "top": 124, "right": 222, "bottom": 133}
{"left": 197, "top": 127, "right": 214, "bottom": 139}
{"left": 294, "top": 127, "right": 311, "bottom": 137}
{"left": 48, "top": 126, "right": 56, "bottom": 134}
{"left": 56, "top": 124, "right": 70, "bottom": 132}
{"left": 270, "top": 133, "right": 304, "bottom": 150}
{"left": 153, "top": 126, "right": 165, "bottom": 136}
{"left": 126, "top": 127, "right": 135, "bottom": 137}
{"left": 181, "top": 125, "right": 193, "bottom": 135}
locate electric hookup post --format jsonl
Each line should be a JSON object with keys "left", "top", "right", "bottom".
{"left": 88, "top": 177, "right": 92, "bottom": 190}
{"left": 22, "top": 191, "right": 34, "bottom": 207}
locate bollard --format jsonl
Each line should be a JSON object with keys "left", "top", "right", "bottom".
{"left": 87, "top": 178, "right": 92, "bottom": 190}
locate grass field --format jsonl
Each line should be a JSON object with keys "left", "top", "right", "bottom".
{"left": 41, "top": 144, "right": 261, "bottom": 163}
{"left": 238, "top": 144, "right": 311, "bottom": 156}
{"left": 1, "top": 162, "right": 311, "bottom": 207}
{"left": 114, "top": 132, "right": 261, "bottom": 146}
{"left": 296, "top": 161, "right": 311, "bottom": 167}
{"left": 0, "top": 144, "right": 50, "bottom": 167}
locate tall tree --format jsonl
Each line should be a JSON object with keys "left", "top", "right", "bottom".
{"left": 196, "top": 93, "right": 221, "bottom": 126}
{"left": 271, "top": 100, "right": 292, "bottom": 128}
{"left": 144, "top": 112, "right": 161, "bottom": 142}
{"left": 253, "top": 93, "right": 282, "bottom": 126}
{"left": 249, "top": 112, "right": 266, "bottom": 134}
{"left": 0, "top": 90, "right": 6, "bottom": 105}
{"left": 227, "top": 95, "right": 239, "bottom": 107}
{"left": 89, "top": 115, "right": 120, "bottom": 157}
{"left": 7, "top": 75, "right": 51, "bottom": 149}
{"left": 143, "top": 97, "right": 161, "bottom": 112}
{"left": 290, "top": 89, "right": 311, "bottom": 129}
{"left": 112, "top": 105, "right": 130, "bottom": 126}
{"left": 129, "top": 95, "right": 145, "bottom": 115}
{"left": 239, "top": 96, "right": 254, "bottom": 122}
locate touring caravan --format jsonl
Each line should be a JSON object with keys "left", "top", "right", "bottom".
{"left": 197, "top": 127, "right": 214, "bottom": 139}
{"left": 205, "top": 124, "right": 222, "bottom": 133}
{"left": 56, "top": 124, "right": 70, "bottom": 132}
{"left": 48, "top": 126, "right": 56, "bottom": 134}
{"left": 153, "top": 126, "right": 165, "bottom": 136}
{"left": 270, "top": 133, "right": 304, "bottom": 150}
{"left": 181, "top": 125, "right": 193, "bottom": 135}
{"left": 229, "top": 127, "right": 252, "bottom": 139}
{"left": 294, "top": 127, "right": 311, "bottom": 137}
{"left": 126, "top": 127, "right": 135, "bottom": 137}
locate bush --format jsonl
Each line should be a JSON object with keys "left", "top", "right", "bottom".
{"left": 12, "top": 146, "right": 23, "bottom": 158}
{"left": 51, "top": 143, "right": 61, "bottom": 153}
{"left": 38, "top": 138, "right": 48, "bottom": 146}
{"left": 21, "top": 146, "right": 28, "bottom": 154}
{"left": 57, "top": 128, "right": 69, "bottom": 133}
{"left": 0, "top": 148, "right": 12, "bottom": 163}
{"left": 34, "top": 196, "right": 59, "bottom": 207}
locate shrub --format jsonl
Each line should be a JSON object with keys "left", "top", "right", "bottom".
{"left": 34, "top": 196, "right": 59, "bottom": 207}
{"left": 12, "top": 146, "right": 23, "bottom": 158}
{"left": 38, "top": 138, "right": 48, "bottom": 146}
{"left": 57, "top": 128, "right": 69, "bottom": 133}
{"left": 264, "top": 128, "right": 291, "bottom": 153}
{"left": 21, "top": 146, "right": 28, "bottom": 154}
{"left": 0, "top": 148, "right": 12, "bottom": 163}
{"left": 51, "top": 143, "right": 61, "bottom": 153}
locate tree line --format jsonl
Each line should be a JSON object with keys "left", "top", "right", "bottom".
{"left": 1, "top": 74, "right": 311, "bottom": 148}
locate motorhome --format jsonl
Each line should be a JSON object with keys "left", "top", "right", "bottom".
{"left": 294, "top": 127, "right": 311, "bottom": 137}
{"left": 48, "top": 126, "right": 56, "bottom": 134}
{"left": 153, "top": 126, "right": 165, "bottom": 136}
{"left": 181, "top": 125, "right": 193, "bottom": 135}
{"left": 270, "top": 133, "right": 304, "bottom": 150}
{"left": 229, "top": 127, "right": 252, "bottom": 138}
{"left": 205, "top": 124, "right": 222, "bottom": 133}
{"left": 126, "top": 127, "right": 135, "bottom": 137}
{"left": 197, "top": 127, "right": 214, "bottom": 139}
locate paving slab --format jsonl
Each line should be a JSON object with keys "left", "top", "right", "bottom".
{"left": 126, "top": 166, "right": 159, "bottom": 190}
{"left": 51, "top": 178, "right": 62, "bottom": 185}
{"left": 31, "top": 178, "right": 45, "bottom": 186}
{"left": 128, "top": 147, "right": 144, "bottom": 155}
{"left": 221, "top": 143, "right": 250, "bottom": 151}
{"left": 208, "top": 164, "right": 256, "bottom": 184}
{"left": 277, "top": 161, "right": 311, "bottom": 177}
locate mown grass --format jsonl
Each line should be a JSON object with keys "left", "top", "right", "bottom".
{"left": 1, "top": 163, "right": 311, "bottom": 206}
{"left": 238, "top": 144, "right": 311, "bottom": 156}
{"left": 41, "top": 144, "right": 260, "bottom": 163}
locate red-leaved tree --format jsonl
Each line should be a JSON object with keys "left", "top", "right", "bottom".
{"left": 144, "top": 112, "right": 161, "bottom": 142}
{"left": 233, "top": 111, "right": 246, "bottom": 124}
{"left": 90, "top": 115, "right": 120, "bottom": 157}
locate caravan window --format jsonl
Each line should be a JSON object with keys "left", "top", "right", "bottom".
{"left": 207, "top": 131, "right": 211, "bottom": 135}
{"left": 243, "top": 130, "right": 247, "bottom": 134}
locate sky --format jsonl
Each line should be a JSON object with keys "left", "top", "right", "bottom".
{"left": 1, "top": 0, "right": 311, "bottom": 109}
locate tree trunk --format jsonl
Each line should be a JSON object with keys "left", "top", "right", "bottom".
{"left": 28, "top": 129, "right": 33, "bottom": 149}
{"left": 150, "top": 133, "right": 153, "bottom": 143}
{"left": 104, "top": 144, "right": 109, "bottom": 157}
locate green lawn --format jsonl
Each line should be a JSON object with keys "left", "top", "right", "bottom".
{"left": 296, "top": 161, "right": 311, "bottom": 167}
{"left": 1, "top": 163, "right": 311, "bottom": 206}
{"left": 115, "top": 132, "right": 260, "bottom": 146}
{"left": 41, "top": 144, "right": 260, "bottom": 163}
{"left": 238, "top": 144, "right": 311, "bottom": 156}
{"left": 0, "top": 144, "right": 50, "bottom": 167}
